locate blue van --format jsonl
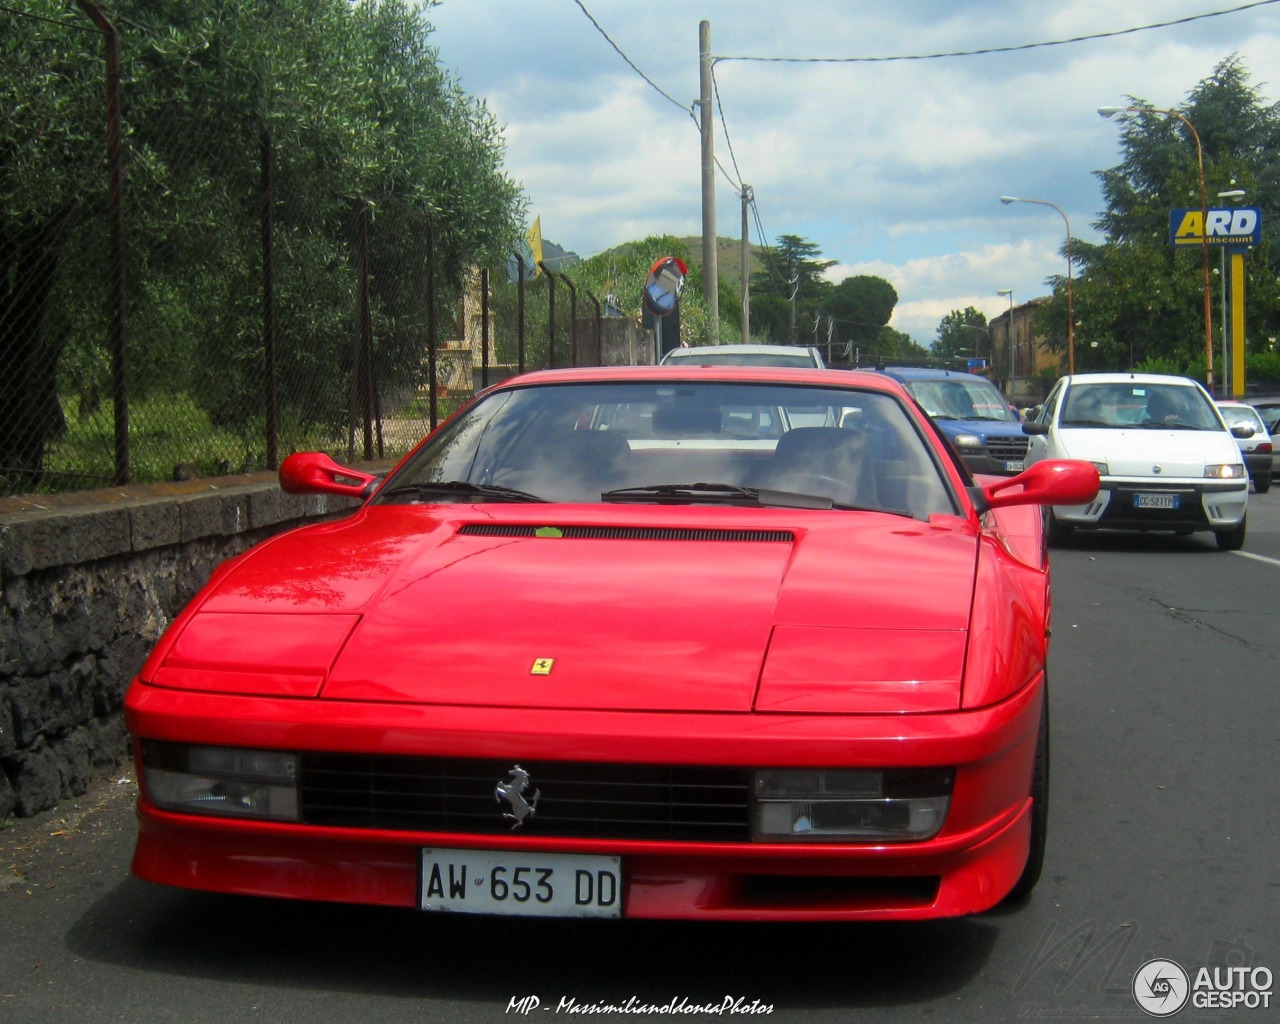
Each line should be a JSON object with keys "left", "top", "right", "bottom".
{"left": 879, "top": 367, "right": 1030, "bottom": 476}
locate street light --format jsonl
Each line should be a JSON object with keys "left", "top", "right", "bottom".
{"left": 1000, "top": 196, "right": 1075, "bottom": 374}
{"left": 997, "top": 288, "right": 1014, "bottom": 386}
{"left": 1098, "top": 105, "right": 1214, "bottom": 394}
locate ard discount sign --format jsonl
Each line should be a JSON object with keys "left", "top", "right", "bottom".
{"left": 1169, "top": 206, "right": 1262, "bottom": 247}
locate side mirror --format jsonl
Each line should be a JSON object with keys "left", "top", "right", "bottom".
{"left": 1230, "top": 424, "right": 1255, "bottom": 439}
{"left": 280, "top": 452, "right": 379, "bottom": 500}
{"left": 1022, "top": 420, "right": 1049, "bottom": 435}
{"left": 974, "top": 459, "right": 1099, "bottom": 513}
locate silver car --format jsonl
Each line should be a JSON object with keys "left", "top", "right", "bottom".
{"left": 1217, "top": 401, "right": 1273, "bottom": 493}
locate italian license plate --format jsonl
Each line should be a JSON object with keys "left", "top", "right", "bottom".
{"left": 1134, "top": 493, "right": 1179, "bottom": 509}
{"left": 1004, "top": 460, "right": 1025, "bottom": 473}
{"left": 420, "top": 849, "right": 622, "bottom": 917}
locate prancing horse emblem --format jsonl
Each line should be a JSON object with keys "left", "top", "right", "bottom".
{"left": 495, "top": 765, "right": 540, "bottom": 830}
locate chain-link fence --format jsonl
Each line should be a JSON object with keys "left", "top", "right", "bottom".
{"left": 2, "top": 3, "right": 619, "bottom": 500}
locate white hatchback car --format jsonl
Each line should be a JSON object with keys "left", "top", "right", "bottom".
{"left": 1023, "top": 373, "right": 1249, "bottom": 550}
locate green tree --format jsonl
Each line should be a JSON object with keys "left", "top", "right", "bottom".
{"left": 749, "top": 234, "right": 834, "bottom": 344}
{"left": 2, "top": 0, "right": 524, "bottom": 485}
{"left": 826, "top": 275, "right": 898, "bottom": 353}
{"left": 1064, "top": 57, "right": 1280, "bottom": 379}
{"left": 933, "top": 307, "right": 992, "bottom": 368}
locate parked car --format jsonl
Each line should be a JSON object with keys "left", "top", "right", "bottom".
{"left": 878, "top": 366, "right": 1029, "bottom": 475}
{"left": 1023, "top": 373, "right": 1249, "bottom": 549}
{"left": 1244, "top": 397, "right": 1280, "bottom": 472}
{"left": 1215, "top": 400, "right": 1272, "bottom": 493}
{"left": 125, "top": 365, "right": 1098, "bottom": 921}
{"left": 660, "top": 343, "right": 825, "bottom": 368}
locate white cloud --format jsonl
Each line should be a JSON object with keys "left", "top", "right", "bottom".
{"left": 429, "top": 0, "right": 1280, "bottom": 342}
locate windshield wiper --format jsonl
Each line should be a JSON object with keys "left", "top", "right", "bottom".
{"left": 601, "top": 482, "right": 764, "bottom": 505}
{"left": 1139, "top": 421, "right": 1204, "bottom": 430}
{"left": 600, "top": 482, "right": 916, "bottom": 517}
{"left": 378, "top": 480, "right": 549, "bottom": 503}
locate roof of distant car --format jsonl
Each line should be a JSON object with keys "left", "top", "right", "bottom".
{"left": 660, "top": 343, "right": 824, "bottom": 367}
{"left": 878, "top": 366, "right": 995, "bottom": 384}
{"left": 1062, "top": 372, "right": 1204, "bottom": 387}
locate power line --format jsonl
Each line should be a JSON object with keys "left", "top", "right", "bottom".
{"left": 570, "top": 0, "right": 694, "bottom": 121}
{"left": 711, "top": 0, "right": 1280, "bottom": 64}
{"left": 576, "top": 0, "right": 747, "bottom": 190}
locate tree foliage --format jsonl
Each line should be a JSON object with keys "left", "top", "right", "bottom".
{"left": 2, "top": 0, "right": 524, "bottom": 483}
{"left": 933, "top": 307, "right": 992, "bottom": 367}
{"left": 748, "top": 234, "right": 835, "bottom": 344}
{"left": 1054, "top": 56, "right": 1280, "bottom": 382}
{"left": 826, "top": 275, "right": 898, "bottom": 350}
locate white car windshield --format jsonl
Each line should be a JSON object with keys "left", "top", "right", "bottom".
{"left": 1061, "top": 382, "right": 1220, "bottom": 430}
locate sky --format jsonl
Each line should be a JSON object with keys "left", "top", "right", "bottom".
{"left": 424, "top": 0, "right": 1280, "bottom": 345}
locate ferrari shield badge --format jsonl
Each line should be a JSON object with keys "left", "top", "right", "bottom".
{"left": 530, "top": 657, "right": 554, "bottom": 675}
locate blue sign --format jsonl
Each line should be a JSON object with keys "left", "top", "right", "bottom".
{"left": 1169, "top": 207, "right": 1262, "bottom": 247}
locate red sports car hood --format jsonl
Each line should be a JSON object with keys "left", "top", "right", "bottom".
{"left": 154, "top": 507, "right": 978, "bottom": 714}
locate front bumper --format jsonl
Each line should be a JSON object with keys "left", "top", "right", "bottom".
{"left": 1051, "top": 478, "right": 1247, "bottom": 532}
{"left": 126, "top": 681, "right": 1044, "bottom": 921}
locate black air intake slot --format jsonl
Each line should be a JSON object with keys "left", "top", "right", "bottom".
{"left": 459, "top": 524, "right": 794, "bottom": 542}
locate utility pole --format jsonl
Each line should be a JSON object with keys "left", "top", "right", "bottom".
{"left": 698, "top": 20, "right": 718, "bottom": 334}
{"left": 740, "top": 185, "right": 752, "bottom": 342}
{"left": 788, "top": 274, "right": 798, "bottom": 345}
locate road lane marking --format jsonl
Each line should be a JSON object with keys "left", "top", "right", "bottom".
{"left": 1233, "top": 550, "right": 1280, "bottom": 568}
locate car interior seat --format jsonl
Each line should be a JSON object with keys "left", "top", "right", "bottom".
{"left": 756, "top": 427, "right": 878, "bottom": 507}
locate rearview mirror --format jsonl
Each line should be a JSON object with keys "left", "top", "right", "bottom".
{"left": 279, "top": 452, "right": 379, "bottom": 500}
{"left": 975, "top": 460, "right": 1100, "bottom": 512}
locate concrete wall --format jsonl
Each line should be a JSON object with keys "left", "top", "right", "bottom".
{"left": 0, "top": 474, "right": 364, "bottom": 820}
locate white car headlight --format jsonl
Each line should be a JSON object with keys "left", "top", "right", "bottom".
{"left": 752, "top": 768, "right": 952, "bottom": 842}
{"left": 952, "top": 433, "right": 981, "bottom": 448}
{"left": 1204, "top": 464, "right": 1246, "bottom": 479}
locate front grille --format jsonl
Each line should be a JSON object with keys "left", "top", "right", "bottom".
{"left": 986, "top": 436, "right": 1029, "bottom": 460}
{"left": 299, "top": 755, "right": 751, "bottom": 842}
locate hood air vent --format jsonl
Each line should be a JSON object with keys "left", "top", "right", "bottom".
{"left": 459, "top": 524, "right": 794, "bottom": 543}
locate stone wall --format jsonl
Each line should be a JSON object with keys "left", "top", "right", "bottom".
{"left": 0, "top": 473, "right": 365, "bottom": 820}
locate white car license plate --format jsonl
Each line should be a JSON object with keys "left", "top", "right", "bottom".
{"left": 1134, "top": 493, "right": 1179, "bottom": 509}
{"left": 420, "top": 849, "right": 622, "bottom": 917}
{"left": 1004, "top": 460, "right": 1025, "bottom": 473}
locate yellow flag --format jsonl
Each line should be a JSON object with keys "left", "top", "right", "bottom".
{"left": 527, "top": 217, "right": 544, "bottom": 276}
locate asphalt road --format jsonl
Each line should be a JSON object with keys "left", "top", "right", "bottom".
{"left": 3, "top": 493, "right": 1278, "bottom": 1024}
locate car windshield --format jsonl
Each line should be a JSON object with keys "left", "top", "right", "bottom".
{"left": 1061, "top": 382, "right": 1220, "bottom": 430}
{"left": 905, "top": 379, "right": 1017, "bottom": 422}
{"left": 379, "top": 380, "right": 957, "bottom": 518}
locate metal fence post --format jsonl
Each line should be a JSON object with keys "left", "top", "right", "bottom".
{"left": 260, "top": 124, "right": 278, "bottom": 469}
{"left": 481, "top": 267, "right": 490, "bottom": 390}
{"left": 539, "top": 261, "right": 555, "bottom": 368}
{"left": 585, "top": 291, "right": 602, "bottom": 366}
{"left": 75, "top": 0, "right": 129, "bottom": 484}
{"left": 426, "top": 214, "right": 438, "bottom": 430}
{"left": 562, "top": 275, "right": 578, "bottom": 367}
{"left": 516, "top": 255, "right": 526, "bottom": 374}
